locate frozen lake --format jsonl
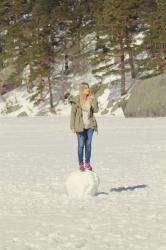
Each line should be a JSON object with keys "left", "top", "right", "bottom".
{"left": 0, "top": 116, "right": 165, "bottom": 250}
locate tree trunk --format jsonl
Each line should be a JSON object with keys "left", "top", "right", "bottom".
{"left": 128, "top": 46, "right": 136, "bottom": 78}
{"left": 120, "top": 41, "right": 126, "bottom": 96}
{"left": 48, "top": 75, "right": 54, "bottom": 108}
{"left": 126, "top": 33, "right": 136, "bottom": 78}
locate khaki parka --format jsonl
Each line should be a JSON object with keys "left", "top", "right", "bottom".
{"left": 69, "top": 94, "right": 99, "bottom": 135}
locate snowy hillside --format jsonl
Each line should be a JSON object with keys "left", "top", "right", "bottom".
{"left": 0, "top": 31, "right": 147, "bottom": 118}
{"left": 0, "top": 116, "right": 166, "bottom": 249}
{"left": 0, "top": 71, "right": 134, "bottom": 118}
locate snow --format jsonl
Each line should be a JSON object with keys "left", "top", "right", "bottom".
{"left": 98, "top": 88, "right": 110, "bottom": 111}
{"left": 0, "top": 116, "right": 166, "bottom": 249}
{"left": 65, "top": 170, "right": 100, "bottom": 198}
{"left": 132, "top": 31, "right": 145, "bottom": 46}
{"left": 110, "top": 107, "right": 125, "bottom": 117}
{"left": 0, "top": 85, "right": 39, "bottom": 116}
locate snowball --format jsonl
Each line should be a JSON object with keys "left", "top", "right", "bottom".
{"left": 65, "top": 170, "right": 100, "bottom": 198}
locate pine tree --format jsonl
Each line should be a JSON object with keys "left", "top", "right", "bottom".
{"left": 5, "top": 0, "right": 59, "bottom": 107}
{"left": 140, "top": 0, "right": 166, "bottom": 75}
{"left": 90, "top": 0, "right": 150, "bottom": 95}
{"left": 0, "top": 0, "right": 12, "bottom": 69}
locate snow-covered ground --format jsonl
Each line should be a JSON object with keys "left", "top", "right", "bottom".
{"left": 0, "top": 116, "right": 166, "bottom": 250}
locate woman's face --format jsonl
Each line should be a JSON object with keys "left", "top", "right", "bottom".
{"left": 82, "top": 85, "right": 89, "bottom": 96}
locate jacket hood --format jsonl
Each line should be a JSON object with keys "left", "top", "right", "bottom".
{"left": 68, "top": 95, "right": 80, "bottom": 104}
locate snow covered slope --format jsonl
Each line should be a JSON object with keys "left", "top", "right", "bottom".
{"left": 0, "top": 75, "right": 132, "bottom": 117}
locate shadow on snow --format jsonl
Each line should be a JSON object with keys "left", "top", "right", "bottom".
{"left": 110, "top": 184, "right": 148, "bottom": 192}
{"left": 94, "top": 184, "right": 148, "bottom": 197}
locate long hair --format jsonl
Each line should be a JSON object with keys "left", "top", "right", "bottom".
{"left": 79, "top": 82, "right": 92, "bottom": 111}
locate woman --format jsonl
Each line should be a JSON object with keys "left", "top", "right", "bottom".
{"left": 69, "top": 82, "right": 99, "bottom": 172}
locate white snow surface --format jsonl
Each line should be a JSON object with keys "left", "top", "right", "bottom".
{"left": 0, "top": 116, "right": 166, "bottom": 250}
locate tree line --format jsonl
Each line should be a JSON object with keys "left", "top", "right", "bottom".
{"left": 0, "top": 0, "right": 165, "bottom": 108}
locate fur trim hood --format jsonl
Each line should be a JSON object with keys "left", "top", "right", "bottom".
{"left": 68, "top": 95, "right": 80, "bottom": 105}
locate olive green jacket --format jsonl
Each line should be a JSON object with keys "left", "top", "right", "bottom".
{"left": 69, "top": 94, "right": 99, "bottom": 134}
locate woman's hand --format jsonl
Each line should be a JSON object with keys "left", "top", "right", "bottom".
{"left": 89, "top": 95, "right": 99, "bottom": 113}
{"left": 71, "top": 128, "right": 76, "bottom": 133}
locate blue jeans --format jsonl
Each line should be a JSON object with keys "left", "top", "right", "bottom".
{"left": 76, "top": 128, "right": 94, "bottom": 164}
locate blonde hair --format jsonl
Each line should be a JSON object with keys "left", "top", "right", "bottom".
{"left": 79, "top": 82, "right": 92, "bottom": 111}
